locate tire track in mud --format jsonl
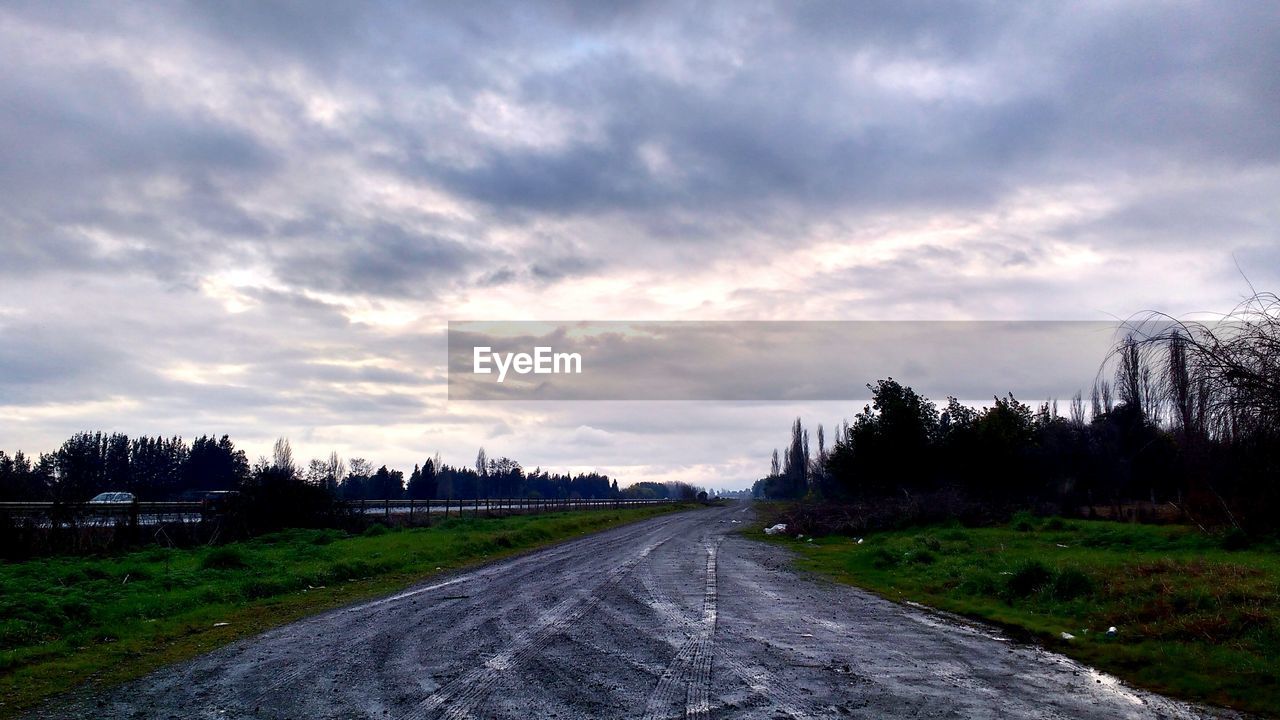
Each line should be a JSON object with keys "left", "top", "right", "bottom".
{"left": 715, "top": 656, "right": 810, "bottom": 719}
{"left": 712, "top": 555, "right": 881, "bottom": 716}
{"left": 242, "top": 587, "right": 474, "bottom": 707}
{"left": 350, "top": 514, "right": 691, "bottom": 718}
{"left": 683, "top": 540, "right": 718, "bottom": 720}
{"left": 398, "top": 538, "right": 669, "bottom": 720}
{"left": 247, "top": 512, "right": 691, "bottom": 707}
{"left": 637, "top": 554, "right": 699, "bottom": 632}
{"left": 633, "top": 538, "right": 809, "bottom": 719}
{"left": 237, "top": 511, "right": 690, "bottom": 715}
{"left": 641, "top": 539, "right": 720, "bottom": 720}
{"left": 242, "top": 551, "right": 566, "bottom": 708}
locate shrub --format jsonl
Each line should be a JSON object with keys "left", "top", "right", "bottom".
{"left": 1043, "top": 517, "right": 1066, "bottom": 531}
{"left": 869, "top": 548, "right": 898, "bottom": 569}
{"left": 1005, "top": 560, "right": 1053, "bottom": 597}
{"left": 0, "top": 619, "right": 40, "bottom": 650}
{"left": 1051, "top": 567, "right": 1095, "bottom": 600}
{"left": 1220, "top": 528, "right": 1253, "bottom": 551}
{"left": 118, "top": 565, "right": 152, "bottom": 581}
{"left": 310, "top": 529, "right": 343, "bottom": 545}
{"left": 197, "top": 586, "right": 234, "bottom": 604}
{"left": 1011, "top": 511, "right": 1036, "bottom": 533}
{"left": 959, "top": 572, "right": 1000, "bottom": 595}
{"left": 239, "top": 578, "right": 290, "bottom": 600}
{"left": 362, "top": 523, "right": 389, "bottom": 537}
{"left": 59, "top": 597, "right": 92, "bottom": 623}
{"left": 916, "top": 535, "right": 942, "bottom": 551}
{"left": 329, "top": 559, "right": 375, "bottom": 581}
{"left": 906, "top": 549, "right": 936, "bottom": 565}
{"left": 201, "top": 546, "right": 249, "bottom": 570}
{"left": 139, "top": 548, "right": 171, "bottom": 562}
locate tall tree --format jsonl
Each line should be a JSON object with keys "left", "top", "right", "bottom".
{"left": 272, "top": 437, "right": 296, "bottom": 480}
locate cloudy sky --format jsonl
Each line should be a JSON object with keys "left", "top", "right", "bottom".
{"left": 2, "top": 1, "right": 1277, "bottom": 489}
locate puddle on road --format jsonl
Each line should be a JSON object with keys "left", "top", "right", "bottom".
{"left": 902, "top": 601, "right": 1010, "bottom": 643}
{"left": 1085, "top": 667, "right": 1146, "bottom": 707}
{"left": 900, "top": 600, "right": 1182, "bottom": 715}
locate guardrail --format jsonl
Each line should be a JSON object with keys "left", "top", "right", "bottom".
{"left": 341, "top": 497, "right": 671, "bottom": 522}
{"left": 0, "top": 497, "right": 673, "bottom": 525}
{"left": 0, "top": 501, "right": 210, "bottom": 528}
{"left": 0, "top": 501, "right": 205, "bottom": 514}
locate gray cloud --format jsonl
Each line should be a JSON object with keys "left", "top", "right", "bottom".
{"left": 1, "top": 1, "right": 1278, "bottom": 486}
{"left": 277, "top": 222, "right": 483, "bottom": 298}
{"left": 5, "top": 1, "right": 1278, "bottom": 277}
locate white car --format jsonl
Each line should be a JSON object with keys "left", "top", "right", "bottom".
{"left": 88, "top": 491, "right": 136, "bottom": 504}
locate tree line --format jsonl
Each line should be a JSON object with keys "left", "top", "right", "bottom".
{"left": 0, "top": 436, "right": 704, "bottom": 504}
{"left": 754, "top": 292, "right": 1280, "bottom": 532}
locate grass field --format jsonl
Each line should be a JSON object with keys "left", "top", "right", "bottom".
{"left": 758, "top": 513, "right": 1280, "bottom": 716}
{"left": 0, "top": 504, "right": 686, "bottom": 718}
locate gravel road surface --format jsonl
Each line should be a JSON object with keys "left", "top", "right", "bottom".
{"left": 37, "top": 503, "right": 1238, "bottom": 719}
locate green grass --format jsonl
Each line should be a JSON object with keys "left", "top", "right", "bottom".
{"left": 0, "top": 505, "right": 687, "bottom": 718}
{"left": 756, "top": 514, "right": 1280, "bottom": 716}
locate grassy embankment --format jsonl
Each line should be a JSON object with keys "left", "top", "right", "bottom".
{"left": 757, "top": 513, "right": 1279, "bottom": 716}
{"left": 0, "top": 504, "right": 687, "bottom": 718}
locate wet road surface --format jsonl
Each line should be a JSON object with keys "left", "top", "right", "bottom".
{"left": 38, "top": 504, "right": 1238, "bottom": 719}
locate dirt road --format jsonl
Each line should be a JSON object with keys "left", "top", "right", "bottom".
{"left": 39, "top": 504, "right": 1236, "bottom": 719}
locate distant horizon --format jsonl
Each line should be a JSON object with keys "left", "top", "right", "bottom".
{"left": 0, "top": 314, "right": 1267, "bottom": 491}
{"left": 0, "top": 386, "right": 1195, "bottom": 493}
{"left": 3, "top": 2, "right": 1278, "bottom": 491}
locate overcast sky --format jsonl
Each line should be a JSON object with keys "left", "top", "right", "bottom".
{"left": 2, "top": 1, "right": 1277, "bottom": 489}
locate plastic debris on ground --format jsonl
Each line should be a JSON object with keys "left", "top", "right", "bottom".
{"left": 1060, "top": 632, "right": 1075, "bottom": 640}
{"left": 1106, "top": 626, "right": 1117, "bottom": 637}
{"left": 764, "top": 523, "right": 788, "bottom": 536}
